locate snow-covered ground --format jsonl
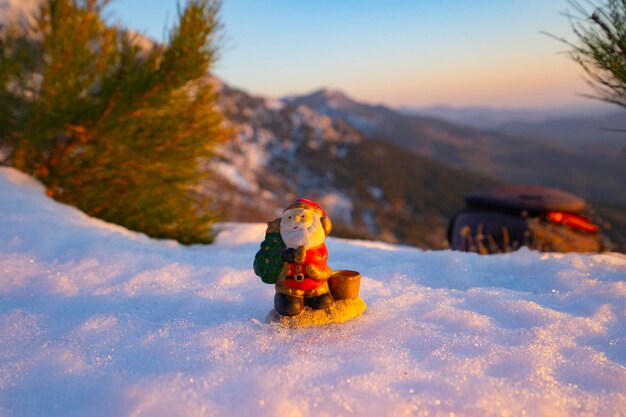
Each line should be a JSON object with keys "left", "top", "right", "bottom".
{"left": 1, "top": 167, "right": 625, "bottom": 417}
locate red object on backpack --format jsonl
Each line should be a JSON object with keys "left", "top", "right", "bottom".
{"left": 546, "top": 211, "right": 599, "bottom": 233}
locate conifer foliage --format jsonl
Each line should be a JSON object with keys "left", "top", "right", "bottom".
{"left": 0, "top": 0, "right": 227, "bottom": 244}
{"left": 564, "top": 0, "right": 626, "bottom": 109}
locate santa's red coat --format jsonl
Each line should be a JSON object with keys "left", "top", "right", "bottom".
{"left": 283, "top": 243, "right": 329, "bottom": 293}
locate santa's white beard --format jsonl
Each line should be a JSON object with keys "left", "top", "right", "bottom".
{"left": 281, "top": 222, "right": 325, "bottom": 249}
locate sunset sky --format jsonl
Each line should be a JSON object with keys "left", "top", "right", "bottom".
{"left": 110, "top": 0, "right": 602, "bottom": 110}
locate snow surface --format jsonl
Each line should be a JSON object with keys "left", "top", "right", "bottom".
{"left": 1, "top": 167, "right": 625, "bottom": 417}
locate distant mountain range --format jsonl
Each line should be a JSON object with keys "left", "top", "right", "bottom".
{"left": 400, "top": 103, "right": 621, "bottom": 129}
{"left": 400, "top": 104, "right": 625, "bottom": 153}
{"left": 499, "top": 112, "right": 626, "bottom": 150}
{"left": 284, "top": 89, "right": 626, "bottom": 205}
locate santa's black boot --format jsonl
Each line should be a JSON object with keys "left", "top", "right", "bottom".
{"left": 274, "top": 293, "right": 304, "bottom": 316}
{"left": 305, "top": 292, "right": 334, "bottom": 310}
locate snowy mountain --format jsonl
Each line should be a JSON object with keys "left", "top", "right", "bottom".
{"left": 285, "top": 88, "right": 397, "bottom": 132}
{"left": 1, "top": 167, "right": 626, "bottom": 417}
{"left": 207, "top": 82, "right": 362, "bottom": 223}
{"left": 208, "top": 83, "right": 494, "bottom": 248}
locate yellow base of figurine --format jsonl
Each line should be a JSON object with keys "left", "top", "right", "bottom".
{"left": 266, "top": 297, "right": 367, "bottom": 328}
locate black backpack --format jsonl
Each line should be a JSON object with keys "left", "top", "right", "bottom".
{"left": 448, "top": 185, "right": 604, "bottom": 253}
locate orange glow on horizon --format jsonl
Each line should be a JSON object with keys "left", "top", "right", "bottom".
{"left": 345, "top": 57, "right": 593, "bottom": 108}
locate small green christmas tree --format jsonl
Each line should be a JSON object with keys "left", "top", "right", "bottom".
{"left": 253, "top": 219, "right": 286, "bottom": 284}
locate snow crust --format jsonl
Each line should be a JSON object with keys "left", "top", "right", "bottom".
{"left": 1, "top": 167, "right": 625, "bottom": 417}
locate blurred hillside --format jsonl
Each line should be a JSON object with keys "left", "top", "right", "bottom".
{"left": 286, "top": 89, "right": 626, "bottom": 205}
{"left": 207, "top": 83, "right": 494, "bottom": 248}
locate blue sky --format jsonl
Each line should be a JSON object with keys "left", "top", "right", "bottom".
{"left": 109, "top": 0, "right": 601, "bottom": 109}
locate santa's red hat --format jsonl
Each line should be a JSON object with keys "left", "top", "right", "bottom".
{"left": 283, "top": 198, "right": 332, "bottom": 235}
{"left": 284, "top": 198, "right": 327, "bottom": 216}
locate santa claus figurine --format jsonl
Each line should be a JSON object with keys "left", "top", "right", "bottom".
{"left": 254, "top": 198, "right": 334, "bottom": 316}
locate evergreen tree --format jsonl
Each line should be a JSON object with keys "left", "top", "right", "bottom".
{"left": 560, "top": 0, "right": 626, "bottom": 109}
{"left": 0, "top": 0, "right": 227, "bottom": 244}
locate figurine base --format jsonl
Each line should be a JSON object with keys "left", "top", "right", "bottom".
{"left": 266, "top": 297, "right": 366, "bottom": 328}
